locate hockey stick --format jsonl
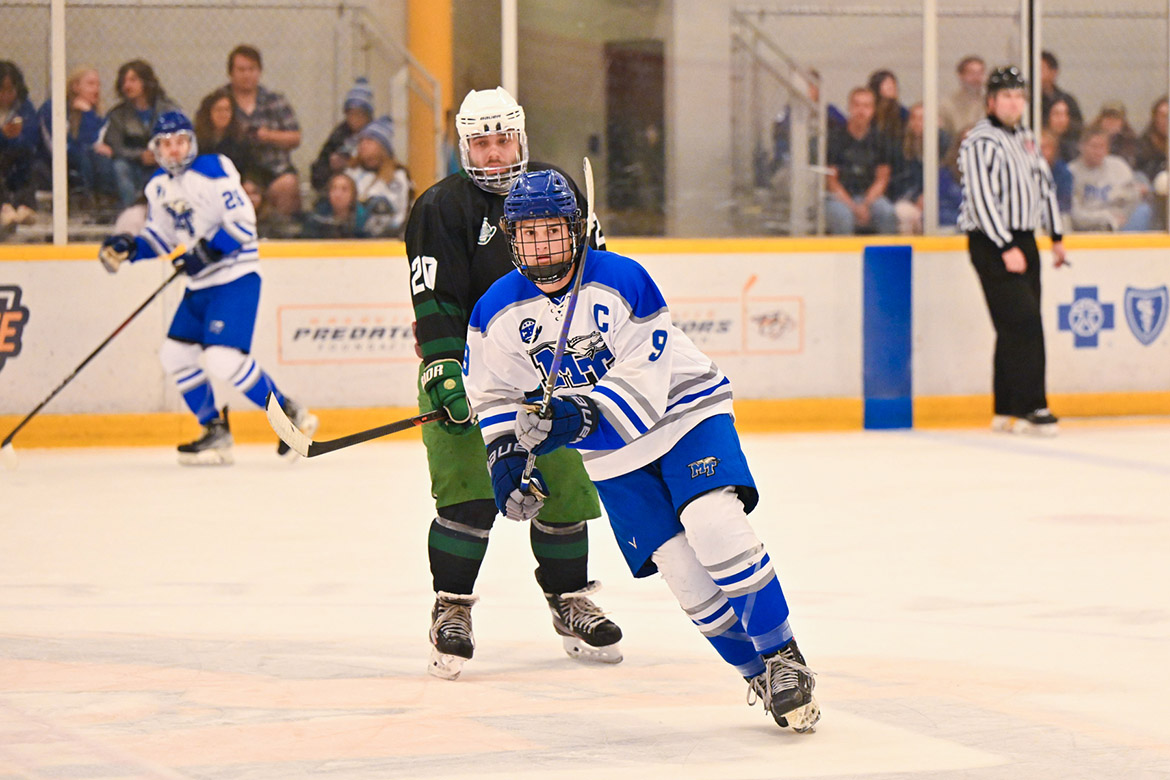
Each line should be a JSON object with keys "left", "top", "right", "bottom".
{"left": 519, "top": 157, "right": 595, "bottom": 495}
{"left": 1, "top": 245, "right": 186, "bottom": 465}
{"left": 264, "top": 392, "right": 447, "bottom": 458}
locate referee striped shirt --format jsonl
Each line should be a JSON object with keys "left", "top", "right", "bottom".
{"left": 958, "top": 115, "right": 1063, "bottom": 247}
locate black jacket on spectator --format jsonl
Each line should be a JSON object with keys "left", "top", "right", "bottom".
{"left": 828, "top": 124, "right": 893, "bottom": 197}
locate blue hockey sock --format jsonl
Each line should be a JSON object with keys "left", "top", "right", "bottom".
{"left": 231, "top": 356, "right": 285, "bottom": 409}
{"left": 175, "top": 369, "right": 219, "bottom": 424}
{"left": 687, "top": 591, "right": 766, "bottom": 679}
{"left": 710, "top": 550, "right": 794, "bottom": 657}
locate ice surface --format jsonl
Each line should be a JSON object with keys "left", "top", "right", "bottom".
{"left": 3, "top": 422, "right": 1169, "bottom": 778}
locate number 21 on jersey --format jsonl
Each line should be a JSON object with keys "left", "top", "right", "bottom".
{"left": 410, "top": 255, "right": 438, "bottom": 294}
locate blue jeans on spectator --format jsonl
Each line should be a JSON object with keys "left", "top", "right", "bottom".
{"left": 112, "top": 157, "right": 153, "bottom": 207}
{"left": 825, "top": 194, "right": 898, "bottom": 235}
{"left": 1122, "top": 201, "right": 1154, "bottom": 232}
{"left": 71, "top": 147, "right": 117, "bottom": 199}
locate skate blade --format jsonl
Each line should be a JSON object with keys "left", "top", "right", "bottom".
{"left": 1014, "top": 421, "right": 1059, "bottom": 437}
{"left": 777, "top": 696, "right": 821, "bottom": 733}
{"left": 278, "top": 412, "right": 319, "bottom": 460}
{"left": 178, "top": 448, "right": 234, "bottom": 466}
{"left": 561, "top": 636, "right": 623, "bottom": 664}
{"left": 428, "top": 649, "right": 469, "bottom": 680}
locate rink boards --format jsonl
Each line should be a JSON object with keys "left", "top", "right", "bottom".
{"left": 1, "top": 235, "right": 1168, "bottom": 446}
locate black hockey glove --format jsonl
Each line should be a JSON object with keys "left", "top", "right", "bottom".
{"left": 421, "top": 359, "right": 475, "bottom": 435}
{"left": 515, "top": 394, "right": 599, "bottom": 455}
{"left": 99, "top": 233, "right": 137, "bottom": 273}
{"left": 173, "top": 238, "right": 222, "bottom": 276}
{"left": 487, "top": 435, "right": 548, "bottom": 522}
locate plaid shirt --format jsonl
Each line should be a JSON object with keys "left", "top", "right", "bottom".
{"left": 230, "top": 84, "right": 300, "bottom": 177}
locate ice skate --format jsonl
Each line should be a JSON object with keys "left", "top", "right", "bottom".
{"left": 177, "top": 408, "right": 233, "bottom": 466}
{"left": 428, "top": 591, "right": 478, "bottom": 680}
{"left": 990, "top": 414, "right": 1014, "bottom": 433}
{"left": 538, "top": 570, "right": 623, "bottom": 664}
{"left": 747, "top": 640, "right": 820, "bottom": 733}
{"left": 276, "top": 397, "right": 318, "bottom": 459}
{"left": 1012, "top": 408, "right": 1059, "bottom": 437}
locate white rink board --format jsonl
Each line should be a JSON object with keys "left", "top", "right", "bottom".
{"left": 1, "top": 243, "right": 1167, "bottom": 415}
{"left": 914, "top": 246, "right": 1170, "bottom": 396}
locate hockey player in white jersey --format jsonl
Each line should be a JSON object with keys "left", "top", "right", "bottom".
{"left": 98, "top": 110, "right": 317, "bottom": 465}
{"left": 463, "top": 170, "right": 820, "bottom": 732}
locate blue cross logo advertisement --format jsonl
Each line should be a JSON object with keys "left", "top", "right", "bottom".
{"left": 1057, "top": 287, "right": 1114, "bottom": 348}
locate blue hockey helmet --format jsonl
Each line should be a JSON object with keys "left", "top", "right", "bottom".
{"left": 502, "top": 169, "right": 584, "bottom": 285}
{"left": 149, "top": 109, "right": 198, "bottom": 175}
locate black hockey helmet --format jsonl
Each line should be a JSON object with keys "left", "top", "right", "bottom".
{"left": 986, "top": 66, "right": 1027, "bottom": 95}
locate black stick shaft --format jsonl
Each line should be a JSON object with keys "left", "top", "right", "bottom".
{"left": 2, "top": 268, "right": 183, "bottom": 448}
{"left": 306, "top": 409, "right": 447, "bottom": 457}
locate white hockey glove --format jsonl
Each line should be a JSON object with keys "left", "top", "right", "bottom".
{"left": 516, "top": 395, "right": 599, "bottom": 455}
{"left": 99, "top": 233, "right": 137, "bottom": 273}
{"left": 487, "top": 435, "right": 548, "bottom": 522}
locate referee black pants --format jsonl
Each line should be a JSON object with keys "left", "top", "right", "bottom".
{"left": 968, "top": 231, "right": 1049, "bottom": 417}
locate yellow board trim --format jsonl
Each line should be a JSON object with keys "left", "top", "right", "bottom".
{"left": 4, "top": 233, "right": 1169, "bottom": 263}
{"left": 5, "top": 393, "right": 1168, "bottom": 449}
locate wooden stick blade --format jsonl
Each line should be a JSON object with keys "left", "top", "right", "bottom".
{"left": 265, "top": 392, "right": 311, "bottom": 458}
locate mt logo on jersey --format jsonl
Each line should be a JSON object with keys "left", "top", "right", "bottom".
{"left": 0, "top": 285, "right": 30, "bottom": 376}
{"left": 477, "top": 217, "right": 497, "bottom": 245}
{"left": 528, "top": 330, "right": 614, "bottom": 389}
{"left": 164, "top": 199, "right": 195, "bottom": 235}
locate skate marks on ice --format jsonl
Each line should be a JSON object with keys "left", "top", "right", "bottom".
{"left": 0, "top": 633, "right": 1004, "bottom": 780}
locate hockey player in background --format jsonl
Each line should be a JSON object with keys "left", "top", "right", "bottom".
{"left": 464, "top": 169, "right": 820, "bottom": 732}
{"left": 406, "top": 87, "right": 622, "bottom": 680}
{"left": 98, "top": 110, "right": 317, "bottom": 465}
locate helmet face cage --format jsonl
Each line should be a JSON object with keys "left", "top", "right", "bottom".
{"left": 502, "top": 169, "right": 584, "bottom": 285}
{"left": 458, "top": 130, "right": 529, "bottom": 194}
{"left": 149, "top": 111, "right": 198, "bottom": 175}
{"left": 504, "top": 212, "right": 583, "bottom": 285}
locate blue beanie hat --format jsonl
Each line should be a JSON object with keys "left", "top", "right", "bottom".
{"left": 344, "top": 77, "right": 374, "bottom": 114}
{"left": 357, "top": 115, "right": 395, "bottom": 157}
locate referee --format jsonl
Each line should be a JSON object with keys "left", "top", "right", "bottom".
{"left": 958, "top": 65, "right": 1068, "bottom": 436}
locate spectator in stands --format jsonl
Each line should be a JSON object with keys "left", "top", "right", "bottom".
{"left": 1043, "top": 98, "right": 1079, "bottom": 163}
{"left": 310, "top": 76, "right": 374, "bottom": 193}
{"left": 224, "top": 44, "right": 302, "bottom": 223}
{"left": 101, "top": 59, "right": 180, "bottom": 208}
{"left": 939, "top": 55, "right": 985, "bottom": 137}
{"left": 1068, "top": 128, "right": 1151, "bottom": 232}
{"left": 1, "top": 60, "right": 43, "bottom": 230}
{"left": 303, "top": 172, "right": 364, "bottom": 238}
{"left": 1135, "top": 95, "right": 1168, "bottom": 184}
{"left": 193, "top": 88, "right": 255, "bottom": 178}
{"left": 1040, "top": 51, "right": 1083, "bottom": 143}
{"left": 37, "top": 66, "right": 117, "bottom": 212}
{"left": 867, "top": 69, "right": 907, "bottom": 147}
{"left": 766, "top": 68, "right": 844, "bottom": 183}
{"left": 344, "top": 115, "right": 412, "bottom": 238}
{"left": 1090, "top": 101, "right": 1140, "bottom": 170}
{"left": 1040, "top": 129, "right": 1073, "bottom": 220}
{"left": 937, "top": 129, "right": 967, "bottom": 228}
{"left": 825, "top": 86, "right": 897, "bottom": 235}
{"left": 891, "top": 102, "right": 925, "bottom": 234}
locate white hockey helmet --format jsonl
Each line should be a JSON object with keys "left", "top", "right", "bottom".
{"left": 456, "top": 87, "right": 529, "bottom": 194}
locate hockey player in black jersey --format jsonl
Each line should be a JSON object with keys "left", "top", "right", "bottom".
{"left": 405, "top": 87, "right": 621, "bottom": 680}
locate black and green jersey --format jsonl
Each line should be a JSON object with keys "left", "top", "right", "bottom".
{"left": 405, "top": 163, "right": 597, "bottom": 363}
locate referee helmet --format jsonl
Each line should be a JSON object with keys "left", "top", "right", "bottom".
{"left": 986, "top": 66, "right": 1027, "bottom": 95}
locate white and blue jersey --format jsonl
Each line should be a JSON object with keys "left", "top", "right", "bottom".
{"left": 465, "top": 249, "right": 735, "bottom": 482}
{"left": 132, "top": 154, "right": 259, "bottom": 290}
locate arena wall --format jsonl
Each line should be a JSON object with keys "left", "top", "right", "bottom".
{"left": 2, "top": 235, "right": 1168, "bottom": 447}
